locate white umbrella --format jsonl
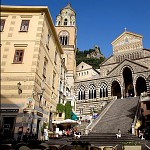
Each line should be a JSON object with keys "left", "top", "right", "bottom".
{"left": 52, "top": 120, "right": 61, "bottom": 124}
{"left": 59, "top": 119, "right": 79, "bottom": 125}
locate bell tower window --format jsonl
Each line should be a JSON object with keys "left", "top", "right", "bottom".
{"left": 60, "top": 36, "right": 68, "bottom": 45}
{"left": 64, "top": 19, "right": 68, "bottom": 26}
{"left": 59, "top": 31, "right": 69, "bottom": 45}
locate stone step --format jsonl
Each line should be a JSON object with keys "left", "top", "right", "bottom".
{"left": 92, "top": 97, "right": 139, "bottom": 133}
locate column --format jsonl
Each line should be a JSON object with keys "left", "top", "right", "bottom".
{"left": 96, "top": 87, "right": 99, "bottom": 100}
{"left": 121, "top": 86, "right": 124, "bottom": 99}
{"left": 133, "top": 84, "right": 137, "bottom": 97}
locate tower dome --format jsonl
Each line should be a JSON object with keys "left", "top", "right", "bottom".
{"left": 56, "top": 3, "right": 76, "bottom": 26}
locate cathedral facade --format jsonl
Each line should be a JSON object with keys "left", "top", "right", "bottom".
{"left": 55, "top": 4, "right": 150, "bottom": 119}
{"left": 75, "top": 31, "right": 150, "bottom": 118}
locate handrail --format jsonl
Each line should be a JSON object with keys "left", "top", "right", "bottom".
{"left": 132, "top": 96, "right": 140, "bottom": 135}
{"left": 145, "top": 144, "right": 150, "bottom": 150}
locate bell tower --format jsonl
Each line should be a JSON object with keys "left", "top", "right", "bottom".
{"left": 55, "top": 3, "right": 77, "bottom": 98}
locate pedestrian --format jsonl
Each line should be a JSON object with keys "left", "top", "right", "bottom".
{"left": 116, "top": 129, "right": 121, "bottom": 138}
{"left": 139, "top": 130, "right": 145, "bottom": 140}
{"left": 17, "top": 126, "right": 23, "bottom": 141}
{"left": 44, "top": 126, "right": 49, "bottom": 141}
{"left": 23, "top": 128, "right": 30, "bottom": 143}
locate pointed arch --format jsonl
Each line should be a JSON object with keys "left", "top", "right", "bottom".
{"left": 135, "top": 75, "right": 147, "bottom": 96}
{"left": 122, "top": 66, "right": 134, "bottom": 97}
{"left": 111, "top": 80, "right": 121, "bottom": 98}
{"left": 88, "top": 84, "right": 96, "bottom": 99}
{"left": 78, "top": 84, "right": 86, "bottom": 100}
{"left": 99, "top": 82, "right": 108, "bottom": 98}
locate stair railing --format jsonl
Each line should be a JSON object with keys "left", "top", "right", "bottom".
{"left": 84, "top": 96, "right": 117, "bottom": 135}
{"left": 131, "top": 96, "right": 140, "bottom": 135}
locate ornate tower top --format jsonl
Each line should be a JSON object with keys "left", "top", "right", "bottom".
{"left": 56, "top": 3, "right": 76, "bottom": 26}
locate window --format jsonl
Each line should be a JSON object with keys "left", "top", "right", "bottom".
{"left": 13, "top": 50, "right": 24, "bottom": 63}
{"left": 64, "top": 19, "right": 68, "bottom": 25}
{"left": 20, "top": 20, "right": 30, "bottom": 32}
{"left": 100, "top": 83, "right": 108, "bottom": 98}
{"left": 60, "top": 65, "right": 63, "bottom": 75}
{"left": 46, "top": 33, "right": 50, "bottom": 49}
{"left": 43, "top": 58, "right": 48, "bottom": 78}
{"left": 60, "top": 36, "right": 68, "bottom": 45}
{"left": 59, "top": 113, "right": 62, "bottom": 117}
{"left": 0, "top": 19, "right": 5, "bottom": 32}
{"left": 78, "top": 85, "right": 85, "bottom": 100}
{"left": 54, "top": 51, "right": 57, "bottom": 64}
{"left": 59, "top": 31, "right": 69, "bottom": 45}
{"left": 89, "top": 84, "right": 96, "bottom": 99}
{"left": 52, "top": 71, "right": 56, "bottom": 88}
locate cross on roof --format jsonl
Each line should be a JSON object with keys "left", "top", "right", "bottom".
{"left": 124, "top": 27, "right": 127, "bottom": 32}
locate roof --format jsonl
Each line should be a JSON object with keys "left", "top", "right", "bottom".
{"left": 60, "top": 3, "right": 76, "bottom": 14}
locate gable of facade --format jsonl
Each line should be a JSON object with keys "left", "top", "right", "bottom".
{"left": 107, "top": 59, "right": 148, "bottom": 77}
{"left": 112, "top": 31, "right": 143, "bottom": 54}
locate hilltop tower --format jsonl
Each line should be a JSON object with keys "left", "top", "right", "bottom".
{"left": 55, "top": 3, "right": 77, "bottom": 99}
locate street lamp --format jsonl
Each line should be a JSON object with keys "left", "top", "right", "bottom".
{"left": 48, "top": 106, "right": 53, "bottom": 131}
{"left": 17, "top": 82, "right": 22, "bottom": 94}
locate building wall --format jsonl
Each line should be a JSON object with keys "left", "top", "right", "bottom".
{"left": 1, "top": 6, "right": 64, "bottom": 139}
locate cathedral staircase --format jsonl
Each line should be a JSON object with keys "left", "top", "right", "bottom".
{"left": 92, "top": 97, "right": 139, "bottom": 133}
{"left": 72, "top": 97, "right": 148, "bottom": 149}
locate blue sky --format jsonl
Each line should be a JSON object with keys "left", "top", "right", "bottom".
{"left": 1, "top": 0, "right": 150, "bottom": 58}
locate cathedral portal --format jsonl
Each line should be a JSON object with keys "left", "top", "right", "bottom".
{"left": 123, "top": 67, "right": 134, "bottom": 97}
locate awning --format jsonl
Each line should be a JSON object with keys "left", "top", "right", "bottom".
{"left": 71, "top": 112, "right": 78, "bottom": 120}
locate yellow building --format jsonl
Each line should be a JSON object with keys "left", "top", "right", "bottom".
{"left": 0, "top": 5, "right": 67, "bottom": 139}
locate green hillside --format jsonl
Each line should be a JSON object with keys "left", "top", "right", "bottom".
{"left": 76, "top": 48, "right": 105, "bottom": 69}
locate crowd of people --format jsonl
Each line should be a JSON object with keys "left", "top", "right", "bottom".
{"left": 62, "top": 127, "right": 81, "bottom": 138}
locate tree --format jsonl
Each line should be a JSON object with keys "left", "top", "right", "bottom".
{"left": 56, "top": 103, "right": 65, "bottom": 113}
{"left": 65, "top": 101, "right": 72, "bottom": 119}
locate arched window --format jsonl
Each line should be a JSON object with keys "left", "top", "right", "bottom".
{"left": 59, "top": 31, "right": 69, "bottom": 45}
{"left": 78, "top": 85, "right": 85, "bottom": 100}
{"left": 89, "top": 84, "right": 96, "bottom": 99}
{"left": 100, "top": 83, "right": 108, "bottom": 98}
{"left": 64, "top": 19, "right": 68, "bottom": 26}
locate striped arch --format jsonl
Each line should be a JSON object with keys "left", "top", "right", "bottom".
{"left": 110, "top": 78, "right": 121, "bottom": 98}
{"left": 134, "top": 74, "right": 147, "bottom": 83}
{"left": 120, "top": 65, "right": 134, "bottom": 76}
{"left": 110, "top": 78, "right": 121, "bottom": 87}
{"left": 98, "top": 80, "right": 108, "bottom": 88}
{"left": 135, "top": 74, "right": 147, "bottom": 96}
{"left": 99, "top": 82, "right": 108, "bottom": 98}
{"left": 121, "top": 65, "right": 135, "bottom": 97}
